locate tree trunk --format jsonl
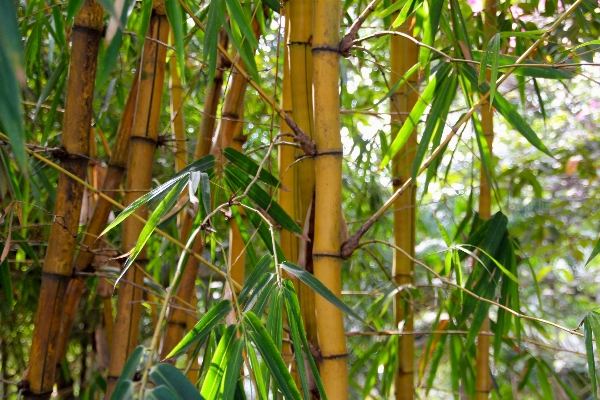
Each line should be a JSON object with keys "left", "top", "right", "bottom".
{"left": 106, "top": 2, "right": 169, "bottom": 395}
{"left": 23, "top": 1, "right": 103, "bottom": 397}
{"left": 312, "top": 0, "right": 348, "bottom": 396}
{"left": 391, "top": 22, "right": 418, "bottom": 400}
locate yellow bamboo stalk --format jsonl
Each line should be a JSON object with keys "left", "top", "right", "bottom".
{"left": 390, "top": 22, "right": 418, "bottom": 400}
{"left": 312, "top": 0, "right": 347, "bottom": 397}
{"left": 159, "top": 31, "right": 230, "bottom": 360}
{"left": 106, "top": 2, "right": 170, "bottom": 395}
{"left": 169, "top": 31, "right": 188, "bottom": 174}
{"left": 55, "top": 70, "right": 139, "bottom": 368}
{"left": 23, "top": 1, "right": 104, "bottom": 397}
{"left": 288, "top": 0, "right": 319, "bottom": 350}
{"left": 475, "top": 1, "right": 497, "bottom": 398}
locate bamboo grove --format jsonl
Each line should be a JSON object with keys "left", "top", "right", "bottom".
{"left": 1, "top": 0, "right": 600, "bottom": 398}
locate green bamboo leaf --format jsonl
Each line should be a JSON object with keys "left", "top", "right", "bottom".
{"left": 537, "top": 361, "right": 553, "bottom": 400}
{"left": 11, "top": 232, "right": 41, "bottom": 267}
{"left": 585, "top": 317, "right": 598, "bottom": 399}
{"left": 0, "top": 260, "right": 13, "bottom": 311}
{"left": 199, "top": 172, "right": 211, "bottom": 216}
{"left": 223, "top": 147, "right": 282, "bottom": 188}
{"left": 239, "top": 255, "right": 272, "bottom": 305}
{"left": 378, "top": 0, "right": 409, "bottom": 18}
{"left": 282, "top": 280, "right": 327, "bottom": 400}
{"left": 411, "top": 72, "right": 457, "bottom": 180}
{"left": 461, "top": 64, "right": 552, "bottom": 157}
{"left": 391, "top": 0, "right": 421, "bottom": 28}
{"left": 34, "top": 55, "right": 67, "bottom": 121}
{"left": 266, "top": 289, "right": 283, "bottom": 352}
{"left": 248, "top": 277, "right": 276, "bottom": 316}
{"left": 219, "top": 338, "right": 244, "bottom": 400}
{"left": 433, "top": 214, "right": 452, "bottom": 247}
{"left": 111, "top": 346, "right": 144, "bottom": 400}
{"left": 499, "top": 30, "right": 545, "bottom": 39}
{"left": 137, "top": 0, "right": 154, "bottom": 55}
{"left": 471, "top": 51, "right": 574, "bottom": 80}
{"left": 245, "top": 340, "right": 268, "bottom": 400}
{"left": 165, "top": 0, "right": 186, "bottom": 85}
{"left": 221, "top": 18, "right": 259, "bottom": 83}
{"left": 586, "top": 238, "right": 600, "bottom": 266}
{"left": 478, "top": 33, "right": 500, "bottom": 106}
{"left": 166, "top": 300, "right": 231, "bottom": 359}
{"left": 241, "top": 197, "right": 287, "bottom": 260}
{"left": 204, "top": 0, "right": 223, "bottom": 84}
{"left": 570, "top": 39, "right": 600, "bottom": 51}
{"left": 0, "top": 0, "right": 26, "bottom": 172}
{"left": 147, "top": 385, "right": 180, "bottom": 400}
{"left": 122, "top": 179, "right": 187, "bottom": 272}
{"left": 280, "top": 261, "right": 366, "bottom": 324}
{"left": 201, "top": 324, "right": 238, "bottom": 399}
{"left": 244, "top": 312, "right": 303, "bottom": 400}
{"left": 419, "top": 0, "right": 443, "bottom": 66}
{"left": 49, "top": 0, "right": 66, "bottom": 47}
{"left": 374, "top": 63, "right": 419, "bottom": 107}
{"left": 380, "top": 63, "right": 451, "bottom": 169}
{"left": 225, "top": 165, "right": 301, "bottom": 234}
{"left": 150, "top": 363, "right": 205, "bottom": 400}
{"left": 261, "top": 0, "right": 280, "bottom": 13}
{"left": 224, "top": 0, "right": 258, "bottom": 50}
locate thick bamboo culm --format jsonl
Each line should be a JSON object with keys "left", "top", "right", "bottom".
{"left": 23, "top": 1, "right": 104, "bottom": 398}
{"left": 159, "top": 31, "right": 230, "bottom": 361}
{"left": 312, "top": 0, "right": 348, "bottom": 397}
{"left": 106, "top": 2, "right": 170, "bottom": 396}
{"left": 169, "top": 31, "right": 188, "bottom": 174}
{"left": 288, "top": 0, "right": 319, "bottom": 348}
{"left": 55, "top": 71, "right": 139, "bottom": 368}
{"left": 475, "top": 0, "right": 497, "bottom": 398}
{"left": 391, "top": 22, "right": 418, "bottom": 400}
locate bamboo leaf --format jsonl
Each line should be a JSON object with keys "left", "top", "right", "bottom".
{"left": 391, "top": 0, "right": 421, "bottom": 28}
{"left": 282, "top": 280, "right": 327, "bottom": 400}
{"left": 586, "top": 316, "right": 599, "bottom": 400}
{"left": 199, "top": 172, "right": 211, "bottom": 216}
{"left": 244, "top": 312, "right": 303, "bottom": 400}
{"left": 479, "top": 33, "right": 500, "bottom": 106}
{"left": 111, "top": 346, "right": 144, "bottom": 400}
{"left": 137, "top": 0, "right": 154, "bottom": 55}
{"left": 461, "top": 64, "right": 552, "bottom": 157}
{"left": 586, "top": 238, "right": 600, "bottom": 266}
{"left": 380, "top": 63, "right": 451, "bottom": 169}
{"left": 245, "top": 340, "right": 268, "bottom": 400}
{"left": 419, "top": 0, "right": 443, "bottom": 66}
{"left": 224, "top": 0, "right": 258, "bottom": 50}
{"left": 201, "top": 324, "right": 238, "bottom": 399}
{"left": 34, "top": 54, "right": 67, "bottom": 121}
{"left": 411, "top": 72, "right": 457, "bottom": 180}
{"left": 223, "top": 147, "right": 282, "bottom": 188}
{"left": 570, "top": 39, "right": 600, "bottom": 51}
{"left": 122, "top": 179, "right": 187, "bottom": 272}
{"left": 378, "top": 0, "right": 409, "bottom": 18}
{"left": 204, "top": 0, "right": 223, "bottom": 84}
{"left": 225, "top": 165, "right": 301, "bottom": 234}
{"left": 537, "top": 360, "right": 553, "bottom": 400}
{"left": 375, "top": 63, "right": 420, "bottom": 107}
{"left": 165, "top": 0, "right": 186, "bottom": 85}
{"left": 166, "top": 300, "right": 232, "bottom": 359}
{"left": 147, "top": 385, "right": 180, "bottom": 400}
{"left": 150, "top": 363, "right": 205, "bottom": 400}
{"left": 219, "top": 338, "right": 244, "bottom": 400}
{"left": 238, "top": 255, "right": 272, "bottom": 304}
{"left": 280, "top": 261, "right": 366, "bottom": 324}
{"left": 261, "top": 0, "right": 280, "bottom": 13}
{"left": 0, "top": 0, "right": 26, "bottom": 172}
{"left": 0, "top": 260, "right": 13, "bottom": 311}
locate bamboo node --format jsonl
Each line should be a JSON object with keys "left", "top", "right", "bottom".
{"left": 312, "top": 45, "right": 340, "bottom": 55}
{"left": 321, "top": 352, "right": 349, "bottom": 360}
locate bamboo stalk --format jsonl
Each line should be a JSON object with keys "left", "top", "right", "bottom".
{"left": 22, "top": 1, "right": 104, "bottom": 398}
{"left": 475, "top": 1, "right": 497, "bottom": 398}
{"left": 106, "top": 2, "right": 170, "bottom": 395}
{"left": 390, "top": 21, "right": 418, "bottom": 400}
{"left": 170, "top": 31, "right": 188, "bottom": 174}
{"left": 159, "top": 31, "right": 230, "bottom": 361}
{"left": 288, "top": 0, "right": 320, "bottom": 353}
{"left": 55, "top": 70, "right": 139, "bottom": 369}
{"left": 312, "top": 0, "right": 348, "bottom": 397}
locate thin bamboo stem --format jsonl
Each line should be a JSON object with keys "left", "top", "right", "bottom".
{"left": 475, "top": 1, "right": 497, "bottom": 398}
{"left": 106, "top": 2, "right": 170, "bottom": 396}
{"left": 312, "top": 0, "right": 348, "bottom": 396}
{"left": 390, "top": 19, "right": 418, "bottom": 400}
{"left": 23, "top": 1, "right": 103, "bottom": 397}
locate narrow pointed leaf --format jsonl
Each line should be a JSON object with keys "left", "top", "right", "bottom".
{"left": 586, "top": 238, "right": 600, "bottom": 266}
{"left": 238, "top": 255, "right": 272, "bottom": 304}
{"left": 111, "top": 346, "right": 144, "bottom": 400}
{"left": 150, "top": 363, "right": 205, "bottom": 400}
{"left": 200, "top": 172, "right": 211, "bottom": 216}
{"left": 281, "top": 261, "right": 366, "bottom": 324}
{"left": 201, "top": 324, "right": 238, "bottom": 399}
{"left": 166, "top": 300, "right": 232, "bottom": 359}
{"left": 219, "top": 338, "right": 244, "bottom": 400}
{"left": 471, "top": 50, "right": 575, "bottom": 79}
{"left": 244, "top": 312, "right": 302, "bottom": 400}
{"left": 223, "top": 147, "right": 282, "bottom": 188}
{"left": 165, "top": 0, "right": 186, "bottom": 85}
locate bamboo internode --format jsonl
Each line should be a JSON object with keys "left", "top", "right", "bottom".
{"left": 390, "top": 21, "right": 418, "bottom": 400}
